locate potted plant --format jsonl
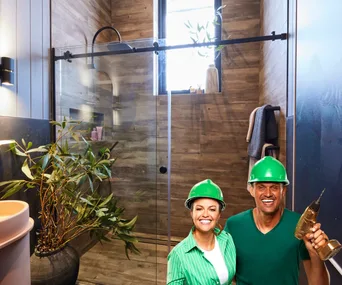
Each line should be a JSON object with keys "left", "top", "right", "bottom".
{"left": 185, "top": 5, "right": 226, "bottom": 93}
{"left": 0, "top": 119, "right": 139, "bottom": 285}
{"left": 185, "top": 5, "right": 225, "bottom": 57}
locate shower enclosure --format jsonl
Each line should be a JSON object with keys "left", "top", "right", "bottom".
{"left": 54, "top": 38, "right": 172, "bottom": 284}
{"left": 53, "top": 33, "right": 286, "bottom": 284}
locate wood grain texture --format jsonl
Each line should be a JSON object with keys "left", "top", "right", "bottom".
{"left": 58, "top": 0, "right": 261, "bottom": 242}
{"left": 54, "top": 0, "right": 286, "bottom": 283}
{"left": 111, "top": 0, "right": 154, "bottom": 40}
{"left": 77, "top": 233, "right": 178, "bottom": 285}
{"left": 51, "top": 0, "right": 112, "bottom": 48}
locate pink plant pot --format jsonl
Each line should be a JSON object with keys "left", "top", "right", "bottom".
{"left": 0, "top": 200, "right": 34, "bottom": 285}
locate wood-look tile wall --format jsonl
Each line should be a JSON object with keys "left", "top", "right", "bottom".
{"left": 51, "top": 0, "right": 287, "bottom": 240}
{"left": 51, "top": 0, "right": 115, "bottom": 140}
{"left": 106, "top": 0, "right": 261, "bottom": 239}
{"left": 111, "top": 0, "right": 154, "bottom": 41}
{"left": 259, "top": 0, "right": 287, "bottom": 164}
{"left": 52, "top": 0, "right": 113, "bottom": 47}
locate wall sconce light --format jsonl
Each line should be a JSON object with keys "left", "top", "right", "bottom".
{"left": 0, "top": 57, "right": 15, "bottom": 86}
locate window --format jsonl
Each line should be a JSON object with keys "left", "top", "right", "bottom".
{"left": 158, "top": 0, "right": 222, "bottom": 94}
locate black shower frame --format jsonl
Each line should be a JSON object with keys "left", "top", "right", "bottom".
{"left": 53, "top": 32, "right": 286, "bottom": 62}
{"left": 50, "top": 31, "right": 287, "bottom": 138}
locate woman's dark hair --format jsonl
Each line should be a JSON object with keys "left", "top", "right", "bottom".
{"left": 189, "top": 198, "right": 223, "bottom": 212}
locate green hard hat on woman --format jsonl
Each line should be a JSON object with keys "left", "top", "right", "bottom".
{"left": 185, "top": 179, "right": 226, "bottom": 210}
{"left": 248, "top": 156, "right": 289, "bottom": 185}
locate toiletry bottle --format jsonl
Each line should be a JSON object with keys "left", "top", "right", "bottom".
{"left": 91, "top": 128, "right": 98, "bottom": 141}
{"left": 96, "top": 126, "right": 103, "bottom": 141}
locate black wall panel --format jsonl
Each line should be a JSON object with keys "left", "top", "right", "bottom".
{"left": 295, "top": 0, "right": 342, "bottom": 282}
{"left": 0, "top": 116, "right": 50, "bottom": 254}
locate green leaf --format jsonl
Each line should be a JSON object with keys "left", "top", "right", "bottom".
{"left": 197, "top": 50, "right": 207, "bottom": 57}
{"left": 77, "top": 174, "right": 87, "bottom": 185}
{"left": 1, "top": 183, "right": 25, "bottom": 199}
{"left": 88, "top": 175, "right": 94, "bottom": 192}
{"left": 96, "top": 210, "right": 105, "bottom": 217}
{"left": 27, "top": 141, "right": 32, "bottom": 150}
{"left": 217, "top": 4, "right": 226, "bottom": 11}
{"left": 190, "top": 37, "right": 198, "bottom": 44}
{"left": 97, "top": 160, "right": 112, "bottom": 165}
{"left": 197, "top": 23, "right": 201, "bottom": 32}
{"left": 41, "top": 154, "right": 50, "bottom": 170}
{"left": 119, "top": 216, "right": 138, "bottom": 229}
{"left": 71, "top": 133, "right": 80, "bottom": 142}
{"left": 67, "top": 120, "right": 81, "bottom": 124}
{"left": 101, "top": 165, "right": 112, "bottom": 178}
{"left": 206, "top": 31, "right": 211, "bottom": 41}
{"left": 21, "top": 159, "right": 34, "bottom": 180}
{"left": 99, "top": 194, "right": 113, "bottom": 208}
{"left": 117, "top": 234, "right": 138, "bottom": 243}
{"left": 12, "top": 147, "right": 27, "bottom": 157}
{"left": 80, "top": 197, "right": 94, "bottom": 206}
{"left": 21, "top": 138, "right": 26, "bottom": 147}
{"left": 50, "top": 121, "right": 62, "bottom": 127}
{"left": 26, "top": 147, "right": 48, "bottom": 154}
{"left": 0, "top": 180, "right": 24, "bottom": 187}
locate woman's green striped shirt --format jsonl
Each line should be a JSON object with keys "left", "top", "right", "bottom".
{"left": 167, "top": 228, "right": 236, "bottom": 284}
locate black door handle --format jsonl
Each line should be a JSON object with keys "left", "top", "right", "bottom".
{"left": 159, "top": 166, "right": 167, "bottom": 174}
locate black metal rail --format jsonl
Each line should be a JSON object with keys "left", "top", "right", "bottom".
{"left": 54, "top": 31, "right": 287, "bottom": 62}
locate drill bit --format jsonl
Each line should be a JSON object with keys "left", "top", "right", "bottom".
{"left": 316, "top": 188, "right": 326, "bottom": 203}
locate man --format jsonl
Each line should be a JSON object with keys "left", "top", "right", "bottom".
{"left": 225, "top": 156, "right": 330, "bottom": 285}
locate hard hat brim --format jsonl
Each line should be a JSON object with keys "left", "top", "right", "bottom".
{"left": 185, "top": 197, "right": 226, "bottom": 210}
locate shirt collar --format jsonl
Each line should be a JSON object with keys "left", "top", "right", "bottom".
{"left": 183, "top": 227, "right": 221, "bottom": 253}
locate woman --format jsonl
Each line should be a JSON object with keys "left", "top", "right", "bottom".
{"left": 167, "top": 179, "right": 236, "bottom": 284}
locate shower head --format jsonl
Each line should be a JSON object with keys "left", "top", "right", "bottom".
{"left": 107, "top": 42, "right": 133, "bottom": 52}
{"left": 89, "top": 26, "right": 131, "bottom": 69}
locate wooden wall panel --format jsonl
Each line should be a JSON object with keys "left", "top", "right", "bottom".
{"left": 101, "top": 0, "right": 261, "bottom": 239}
{"left": 52, "top": 0, "right": 112, "bottom": 48}
{"left": 259, "top": 0, "right": 287, "bottom": 164}
{"left": 163, "top": 94, "right": 256, "bottom": 237}
{"left": 111, "top": 0, "right": 154, "bottom": 41}
{"left": 0, "top": 0, "right": 50, "bottom": 119}
{"left": 52, "top": 0, "right": 285, "bottom": 242}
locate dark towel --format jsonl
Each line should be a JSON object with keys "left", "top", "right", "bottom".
{"left": 247, "top": 105, "right": 278, "bottom": 159}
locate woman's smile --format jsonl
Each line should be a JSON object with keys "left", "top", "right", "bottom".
{"left": 191, "top": 198, "right": 221, "bottom": 233}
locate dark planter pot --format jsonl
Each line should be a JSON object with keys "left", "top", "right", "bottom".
{"left": 30, "top": 245, "right": 80, "bottom": 285}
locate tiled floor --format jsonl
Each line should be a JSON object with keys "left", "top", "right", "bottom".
{"left": 76, "top": 234, "right": 174, "bottom": 285}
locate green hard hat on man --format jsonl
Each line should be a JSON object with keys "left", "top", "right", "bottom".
{"left": 185, "top": 179, "right": 226, "bottom": 210}
{"left": 248, "top": 156, "right": 289, "bottom": 185}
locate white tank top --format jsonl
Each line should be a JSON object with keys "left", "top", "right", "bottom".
{"left": 200, "top": 236, "right": 229, "bottom": 284}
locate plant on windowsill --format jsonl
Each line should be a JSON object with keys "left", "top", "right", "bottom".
{"left": 185, "top": 5, "right": 226, "bottom": 94}
{"left": 0, "top": 119, "right": 139, "bottom": 285}
{"left": 184, "top": 5, "right": 226, "bottom": 59}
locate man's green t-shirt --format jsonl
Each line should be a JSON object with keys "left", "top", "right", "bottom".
{"left": 224, "top": 209, "right": 310, "bottom": 285}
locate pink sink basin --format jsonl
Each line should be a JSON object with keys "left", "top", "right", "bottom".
{"left": 0, "top": 200, "right": 34, "bottom": 249}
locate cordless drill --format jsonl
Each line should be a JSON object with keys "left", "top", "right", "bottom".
{"left": 294, "top": 189, "right": 342, "bottom": 261}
